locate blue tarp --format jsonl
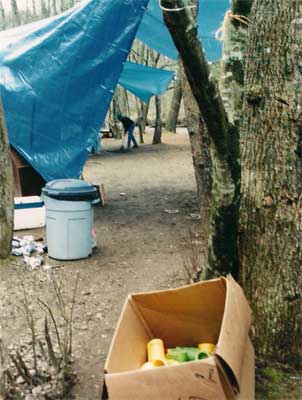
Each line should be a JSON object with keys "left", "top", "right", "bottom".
{"left": 0, "top": 0, "right": 148, "bottom": 181}
{"left": 119, "top": 61, "right": 174, "bottom": 103}
{"left": 137, "top": 0, "right": 230, "bottom": 61}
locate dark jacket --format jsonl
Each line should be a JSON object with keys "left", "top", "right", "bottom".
{"left": 119, "top": 116, "right": 135, "bottom": 132}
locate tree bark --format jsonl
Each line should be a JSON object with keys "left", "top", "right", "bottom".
{"left": 219, "top": 1, "right": 252, "bottom": 126}
{"left": 239, "top": 0, "right": 302, "bottom": 364}
{"left": 163, "top": 0, "right": 240, "bottom": 277}
{"left": 181, "top": 62, "right": 212, "bottom": 246}
{"left": 165, "top": 74, "right": 182, "bottom": 132}
{"left": 0, "top": 100, "right": 14, "bottom": 259}
{"left": 152, "top": 95, "right": 162, "bottom": 144}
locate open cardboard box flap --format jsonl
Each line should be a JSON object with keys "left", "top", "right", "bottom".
{"left": 105, "top": 275, "right": 252, "bottom": 398}
{"left": 216, "top": 275, "right": 252, "bottom": 390}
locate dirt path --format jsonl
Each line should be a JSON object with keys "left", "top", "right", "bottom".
{"left": 0, "top": 129, "right": 202, "bottom": 399}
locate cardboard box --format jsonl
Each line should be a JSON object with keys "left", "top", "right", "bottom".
{"left": 103, "top": 275, "right": 255, "bottom": 400}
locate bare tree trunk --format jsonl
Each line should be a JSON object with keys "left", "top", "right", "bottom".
{"left": 165, "top": 74, "right": 182, "bottom": 133}
{"left": 132, "top": 43, "right": 151, "bottom": 144}
{"left": 41, "top": 0, "right": 50, "bottom": 17}
{"left": 10, "top": 0, "right": 21, "bottom": 26}
{"left": 115, "top": 86, "right": 129, "bottom": 117}
{"left": 52, "top": 0, "right": 57, "bottom": 15}
{"left": 239, "top": 0, "right": 302, "bottom": 364}
{"left": 0, "top": 0, "right": 6, "bottom": 30}
{"left": 135, "top": 98, "right": 149, "bottom": 144}
{"left": 152, "top": 95, "right": 162, "bottom": 144}
{"left": 32, "top": 0, "right": 37, "bottom": 16}
{"left": 109, "top": 91, "right": 122, "bottom": 139}
{"left": 124, "top": 90, "right": 130, "bottom": 117}
{"left": 0, "top": 100, "right": 14, "bottom": 259}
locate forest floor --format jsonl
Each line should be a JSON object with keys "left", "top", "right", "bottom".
{"left": 0, "top": 129, "right": 202, "bottom": 399}
{"left": 0, "top": 129, "right": 301, "bottom": 399}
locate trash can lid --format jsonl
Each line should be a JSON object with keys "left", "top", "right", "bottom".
{"left": 42, "top": 179, "right": 99, "bottom": 201}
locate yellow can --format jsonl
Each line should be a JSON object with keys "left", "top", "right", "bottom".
{"left": 198, "top": 343, "right": 215, "bottom": 355}
{"left": 147, "top": 339, "right": 166, "bottom": 363}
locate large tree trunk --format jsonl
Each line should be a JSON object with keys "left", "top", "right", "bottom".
{"left": 152, "top": 95, "right": 162, "bottom": 144}
{"left": 239, "top": 0, "right": 302, "bottom": 363}
{"left": 165, "top": 74, "right": 182, "bottom": 133}
{"left": 0, "top": 100, "right": 14, "bottom": 259}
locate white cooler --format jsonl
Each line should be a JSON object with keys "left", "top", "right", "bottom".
{"left": 14, "top": 196, "right": 46, "bottom": 230}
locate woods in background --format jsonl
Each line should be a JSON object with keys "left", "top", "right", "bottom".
{"left": 0, "top": 0, "right": 79, "bottom": 29}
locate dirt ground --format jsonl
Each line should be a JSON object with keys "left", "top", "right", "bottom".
{"left": 0, "top": 129, "right": 203, "bottom": 399}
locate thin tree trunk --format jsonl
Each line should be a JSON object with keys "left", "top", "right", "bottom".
{"left": 0, "top": 100, "right": 14, "bottom": 259}
{"left": 124, "top": 90, "right": 130, "bottom": 117}
{"left": 10, "top": 0, "right": 21, "bottom": 26}
{"left": 135, "top": 99, "right": 149, "bottom": 144}
{"left": 0, "top": 0, "right": 6, "bottom": 30}
{"left": 163, "top": 0, "right": 239, "bottom": 277}
{"left": 109, "top": 94, "right": 122, "bottom": 139}
{"left": 41, "top": 0, "right": 50, "bottom": 17}
{"left": 25, "top": 0, "right": 31, "bottom": 22}
{"left": 152, "top": 95, "right": 162, "bottom": 144}
{"left": 115, "top": 86, "right": 129, "bottom": 117}
{"left": 165, "top": 74, "right": 182, "bottom": 133}
{"left": 130, "top": 41, "right": 150, "bottom": 144}
{"left": 32, "top": 0, "right": 36, "bottom": 16}
{"left": 239, "top": 0, "right": 302, "bottom": 363}
{"left": 52, "top": 0, "right": 57, "bottom": 15}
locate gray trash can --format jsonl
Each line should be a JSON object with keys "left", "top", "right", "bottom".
{"left": 42, "top": 179, "right": 99, "bottom": 260}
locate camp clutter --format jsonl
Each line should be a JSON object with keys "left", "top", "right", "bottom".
{"left": 140, "top": 339, "right": 216, "bottom": 370}
{"left": 103, "top": 275, "right": 254, "bottom": 400}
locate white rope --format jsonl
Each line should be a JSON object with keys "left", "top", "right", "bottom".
{"left": 158, "top": 0, "right": 197, "bottom": 12}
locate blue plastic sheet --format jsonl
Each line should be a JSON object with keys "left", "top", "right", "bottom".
{"left": 136, "top": 0, "right": 178, "bottom": 60}
{"left": 0, "top": 0, "right": 148, "bottom": 181}
{"left": 137, "top": 0, "right": 230, "bottom": 61}
{"left": 119, "top": 61, "right": 174, "bottom": 103}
